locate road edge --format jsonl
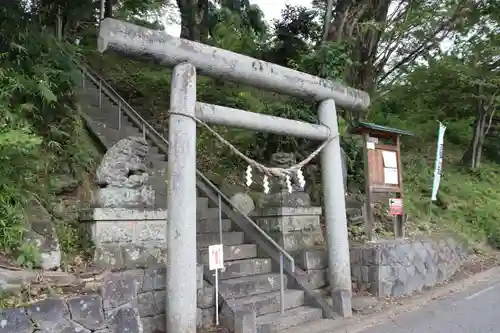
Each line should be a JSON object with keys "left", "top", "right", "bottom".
{"left": 330, "top": 265, "right": 500, "bottom": 332}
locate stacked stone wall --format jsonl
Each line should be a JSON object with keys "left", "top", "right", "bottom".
{"left": 295, "top": 237, "right": 468, "bottom": 298}
{"left": 0, "top": 266, "right": 215, "bottom": 333}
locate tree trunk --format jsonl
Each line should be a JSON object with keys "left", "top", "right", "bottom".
{"left": 462, "top": 113, "right": 483, "bottom": 169}
{"left": 322, "top": 0, "right": 334, "bottom": 43}
{"left": 326, "top": 0, "right": 392, "bottom": 119}
{"left": 177, "top": 0, "right": 208, "bottom": 41}
{"left": 104, "top": 0, "right": 113, "bottom": 18}
{"left": 462, "top": 85, "right": 489, "bottom": 169}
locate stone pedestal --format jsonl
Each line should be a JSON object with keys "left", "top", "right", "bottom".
{"left": 79, "top": 208, "right": 168, "bottom": 269}
{"left": 259, "top": 190, "right": 311, "bottom": 208}
{"left": 252, "top": 207, "right": 324, "bottom": 252}
{"left": 94, "top": 185, "right": 156, "bottom": 208}
{"left": 80, "top": 208, "right": 167, "bottom": 245}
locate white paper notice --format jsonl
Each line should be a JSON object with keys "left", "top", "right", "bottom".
{"left": 366, "top": 142, "right": 375, "bottom": 150}
{"left": 382, "top": 150, "right": 398, "bottom": 168}
{"left": 384, "top": 167, "right": 399, "bottom": 185}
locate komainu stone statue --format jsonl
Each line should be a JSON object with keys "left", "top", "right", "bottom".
{"left": 94, "top": 136, "right": 155, "bottom": 208}
{"left": 259, "top": 152, "right": 311, "bottom": 208}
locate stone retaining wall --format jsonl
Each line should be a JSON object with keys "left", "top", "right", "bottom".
{"left": 0, "top": 266, "right": 215, "bottom": 333}
{"left": 295, "top": 236, "right": 469, "bottom": 298}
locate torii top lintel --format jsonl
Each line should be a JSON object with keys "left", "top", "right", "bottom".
{"left": 97, "top": 18, "right": 370, "bottom": 112}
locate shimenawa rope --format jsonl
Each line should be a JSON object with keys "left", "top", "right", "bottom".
{"left": 169, "top": 112, "right": 338, "bottom": 179}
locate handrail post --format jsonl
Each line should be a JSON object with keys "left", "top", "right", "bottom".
{"left": 280, "top": 253, "right": 285, "bottom": 314}
{"left": 98, "top": 80, "right": 102, "bottom": 107}
{"left": 118, "top": 101, "right": 122, "bottom": 130}
{"left": 218, "top": 193, "right": 223, "bottom": 245}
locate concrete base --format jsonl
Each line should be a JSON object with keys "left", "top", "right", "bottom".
{"left": 331, "top": 288, "right": 352, "bottom": 317}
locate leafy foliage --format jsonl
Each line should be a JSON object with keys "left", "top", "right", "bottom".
{"left": 3, "top": 0, "right": 500, "bottom": 252}
{"left": 0, "top": 7, "right": 97, "bottom": 265}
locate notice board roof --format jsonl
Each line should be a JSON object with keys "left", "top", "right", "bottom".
{"left": 351, "top": 122, "right": 415, "bottom": 137}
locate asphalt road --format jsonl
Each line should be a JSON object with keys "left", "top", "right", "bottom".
{"left": 360, "top": 273, "right": 500, "bottom": 333}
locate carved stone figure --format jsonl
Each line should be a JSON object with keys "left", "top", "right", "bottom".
{"left": 259, "top": 152, "right": 311, "bottom": 208}
{"left": 270, "top": 152, "right": 304, "bottom": 191}
{"left": 94, "top": 136, "right": 155, "bottom": 208}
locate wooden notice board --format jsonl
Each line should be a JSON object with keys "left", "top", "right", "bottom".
{"left": 351, "top": 122, "right": 414, "bottom": 241}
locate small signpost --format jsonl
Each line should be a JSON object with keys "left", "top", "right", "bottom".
{"left": 208, "top": 244, "right": 224, "bottom": 325}
{"left": 351, "top": 122, "right": 414, "bottom": 240}
{"left": 389, "top": 198, "right": 404, "bottom": 216}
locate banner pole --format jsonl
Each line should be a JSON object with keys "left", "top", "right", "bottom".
{"left": 430, "top": 121, "right": 446, "bottom": 221}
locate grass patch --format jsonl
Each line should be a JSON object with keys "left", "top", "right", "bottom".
{"left": 403, "top": 148, "right": 500, "bottom": 246}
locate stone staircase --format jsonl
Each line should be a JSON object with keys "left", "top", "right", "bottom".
{"left": 78, "top": 70, "right": 330, "bottom": 332}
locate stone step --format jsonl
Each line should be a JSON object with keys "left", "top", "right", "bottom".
{"left": 148, "top": 160, "right": 168, "bottom": 170}
{"left": 196, "top": 232, "right": 244, "bottom": 248}
{"left": 85, "top": 97, "right": 162, "bottom": 155}
{"left": 225, "top": 289, "right": 305, "bottom": 317}
{"left": 146, "top": 145, "right": 161, "bottom": 156}
{"left": 196, "top": 197, "right": 210, "bottom": 212}
{"left": 83, "top": 107, "right": 123, "bottom": 130}
{"left": 82, "top": 106, "right": 152, "bottom": 147}
{"left": 147, "top": 168, "right": 167, "bottom": 181}
{"left": 255, "top": 306, "right": 323, "bottom": 333}
{"left": 280, "top": 319, "right": 337, "bottom": 333}
{"left": 197, "top": 244, "right": 257, "bottom": 264}
{"left": 147, "top": 153, "right": 166, "bottom": 162}
{"left": 197, "top": 218, "right": 232, "bottom": 234}
{"left": 83, "top": 119, "right": 129, "bottom": 148}
{"left": 213, "top": 258, "right": 273, "bottom": 280}
{"left": 218, "top": 273, "right": 285, "bottom": 299}
{"left": 81, "top": 90, "right": 102, "bottom": 107}
{"left": 204, "top": 207, "right": 227, "bottom": 220}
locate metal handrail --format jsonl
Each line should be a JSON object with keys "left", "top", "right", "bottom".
{"left": 77, "top": 60, "right": 295, "bottom": 270}
{"left": 77, "top": 58, "right": 296, "bottom": 314}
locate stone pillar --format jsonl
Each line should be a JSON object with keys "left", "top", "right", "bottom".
{"left": 166, "top": 62, "right": 198, "bottom": 333}
{"left": 318, "top": 99, "right": 352, "bottom": 317}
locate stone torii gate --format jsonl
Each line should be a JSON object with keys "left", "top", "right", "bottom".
{"left": 98, "top": 18, "right": 370, "bottom": 333}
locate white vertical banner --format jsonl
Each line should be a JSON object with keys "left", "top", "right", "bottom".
{"left": 431, "top": 122, "right": 446, "bottom": 201}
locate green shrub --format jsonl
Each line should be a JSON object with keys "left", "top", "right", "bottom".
{"left": 0, "top": 19, "right": 97, "bottom": 265}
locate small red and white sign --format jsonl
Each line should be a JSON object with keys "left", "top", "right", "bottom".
{"left": 389, "top": 198, "right": 404, "bottom": 216}
{"left": 208, "top": 244, "right": 224, "bottom": 271}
